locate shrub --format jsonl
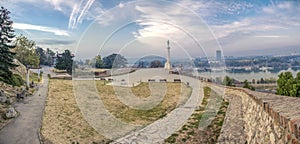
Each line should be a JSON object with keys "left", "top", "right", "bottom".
{"left": 11, "top": 74, "right": 24, "bottom": 87}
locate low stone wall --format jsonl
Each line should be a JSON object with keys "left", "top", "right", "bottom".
{"left": 223, "top": 87, "right": 300, "bottom": 144}
{"left": 206, "top": 83, "right": 300, "bottom": 143}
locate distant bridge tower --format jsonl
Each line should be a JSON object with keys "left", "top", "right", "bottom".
{"left": 164, "top": 40, "right": 172, "bottom": 70}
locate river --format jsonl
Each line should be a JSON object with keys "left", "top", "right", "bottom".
{"left": 195, "top": 69, "right": 300, "bottom": 81}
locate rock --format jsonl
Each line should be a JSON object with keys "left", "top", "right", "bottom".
{"left": 0, "top": 96, "right": 7, "bottom": 103}
{"left": 0, "top": 90, "right": 5, "bottom": 96}
{"left": 270, "top": 133, "right": 275, "bottom": 144}
{"left": 5, "top": 107, "right": 17, "bottom": 119}
{"left": 0, "top": 90, "right": 7, "bottom": 103}
{"left": 5, "top": 97, "right": 12, "bottom": 104}
{"left": 11, "top": 59, "right": 27, "bottom": 77}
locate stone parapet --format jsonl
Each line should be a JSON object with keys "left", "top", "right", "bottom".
{"left": 226, "top": 87, "right": 300, "bottom": 144}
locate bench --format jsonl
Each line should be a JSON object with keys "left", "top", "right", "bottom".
{"left": 174, "top": 79, "right": 181, "bottom": 82}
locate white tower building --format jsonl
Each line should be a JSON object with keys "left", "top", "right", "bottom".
{"left": 164, "top": 40, "right": 172, "bottom": 70}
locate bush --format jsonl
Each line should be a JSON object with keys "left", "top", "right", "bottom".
{"left": 11, "top": 74, "right": 24, "bottom": 87}
{"left": 243, "top": 80, "right": 255, "bottom": 91}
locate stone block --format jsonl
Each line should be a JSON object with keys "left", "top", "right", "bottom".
{"left": 5, "top": 107, "right": 17, "bottom": 119}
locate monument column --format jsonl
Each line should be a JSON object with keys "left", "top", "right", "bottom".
{"left": 164, "top": 40, "right": 172, "bottom": 70}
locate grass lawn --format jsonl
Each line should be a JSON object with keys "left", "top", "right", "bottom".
{"left": 42, "top": 79, "right": 192, "bottom": 143}
{"left": 96, "top": 81, "right": 192, "bottom": 125}
{"left": 41, "top": 79, "right": 109, "bottom": 144}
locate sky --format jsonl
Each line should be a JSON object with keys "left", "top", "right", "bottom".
{"left": 2, "top": 0, "right": 300, "bottom": 60}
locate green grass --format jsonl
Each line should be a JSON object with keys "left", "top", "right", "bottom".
{"left": 29, "top": 72, "right": 42, "bottom": 82}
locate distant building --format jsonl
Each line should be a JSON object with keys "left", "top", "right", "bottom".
{"left": 216, "top": 50, "right": 222, "bottom": 61}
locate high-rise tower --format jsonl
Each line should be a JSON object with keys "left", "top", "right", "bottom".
{"left": 216, "top": 50, "right": 222, "bottom": 61}
{"left": 164, "top": 40, "right": 172, "bottom": 70}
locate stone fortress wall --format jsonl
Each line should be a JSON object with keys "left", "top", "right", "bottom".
{"left": 209, "top": 83, "right": 300, "bottom": 144}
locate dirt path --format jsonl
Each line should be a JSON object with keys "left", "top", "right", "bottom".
{"left": 0, "top": 67, "right": 51, "bottom": 144}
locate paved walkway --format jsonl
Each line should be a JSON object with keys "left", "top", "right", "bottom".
{"left": 0, "top": 67, "right": 50, "bottom": 144}
{"left": 110, "top": 69, "right": 203, "bottom": 143}
{"left": 207, "top": 84, "right": 246, "bottom": 143}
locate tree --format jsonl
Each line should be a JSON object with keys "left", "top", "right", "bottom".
{"left": 55, "top": 50, "right": 74, "bottom": 74}
{"left": 0, "top": 7, "right": 18, "bottom": 85}
{"left": 137, "top": 61, "right": 145, "bottom": 68}
{"left": 243, "top": 80, "right": 255, "bottom": 91}
{"left": 150, "top": 60, "right": 163, "bottom": 68}
{"left": 222, "top": 76, "right": 235, "bottom": 86}
{"left": 36, "top": 47, "right": 54, "bottom": 66}
{"left": 295, "top": 72, "right": 300, "bottom": 97}
{"left": 36, "top": 47, "right": 47, "bottom": 65}
{"left": 13, "top": 35, "right": 40, "bottom": 87}
{"left": 252, "top": 79, "right": 256, "bottom": 84}
{"left": 260, "top": 78, "right": 265, "bottom": 84}
{"left": 277, "top": 72, "right": 295, "bottom": 96}
{"left": 45, "top": 48, "right": 55, "bottom": 66}
{"left": 90, "top": 55, "right": 102, "bottom": 68}
{"left": 102, "top": 53, "right": 127, "bottom": 69}
{"left": 14, "top": 35, "right": 40, "bottom": 67}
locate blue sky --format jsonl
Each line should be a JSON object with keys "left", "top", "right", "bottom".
{"left": 2, "top": 0, "right": 300, "bottom": 59}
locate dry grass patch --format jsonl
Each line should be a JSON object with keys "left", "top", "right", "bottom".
{"left": 41, "top": 79, "right": 109, "bottom": 144}
{"left": 130, "top": 82, "right": 151, "bottom": 98}
{"left": 96, "top": 81, "right": 192, "bottom": 125}
{"left": 164, "top": 86, "right": 229, "bottom": 144}
{"left": 42, "top": 80, "right": 192, "bottom": 143}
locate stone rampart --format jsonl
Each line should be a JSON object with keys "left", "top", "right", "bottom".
{"left": 208, "top": 84, "right": 300, "bottom": 144}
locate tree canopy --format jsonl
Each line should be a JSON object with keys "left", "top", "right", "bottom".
{"left": 102, "top": 53, "right": 127, "bottom": 69}
{"left": 36, "top": 47, "right": 55, "bottom": 66}
{"left": 89, "top": 55, "right": 102, "bottom": 68}
{"left": 150, "top": 60, "right": 163, "bottom": 68}
{"left": 0, "top": 6, "right": 18, "bottom": 85}
{"left": 222, "top": 76, "right": 235, "bottom": 87}
{"left": 13, "top": 35, "right": 40, "bottom": 68}
{"left": 55, "top": 50, "right": 74, "bottom": 74}
{"left": 243, "top": 80, "right": 255, "bottom": 91}
{"left": 277, "top": 72, "right": 300, "bottom": 97}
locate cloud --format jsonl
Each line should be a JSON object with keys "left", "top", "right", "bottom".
{"left": 37, "top": 39, "right": 75, "bottom": 45}
{"left": 119, "top": 2, "right": 124, "bottom": 8}
{"left": 3, "top": 0, "right": 100, "bottom": 29}
{"left": 3, "top": 0, "right": 77, "bottom": 14}
{"left": 44, "top": 0, "right": 76, "bottom": 13}
{"left": 13, "top": 23, "right": 70, "bottom": 36}
{"left": 68, "top": 0, "right": 94, "bottom": 29}
{"left": 68, "top": 0, "right": 104, "bottom": 29}
{"left": 8, "top": 0, "right": 300, "bottom": 57}
{"left": 254, "top": 35, "right": 282, "bottom": 38}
